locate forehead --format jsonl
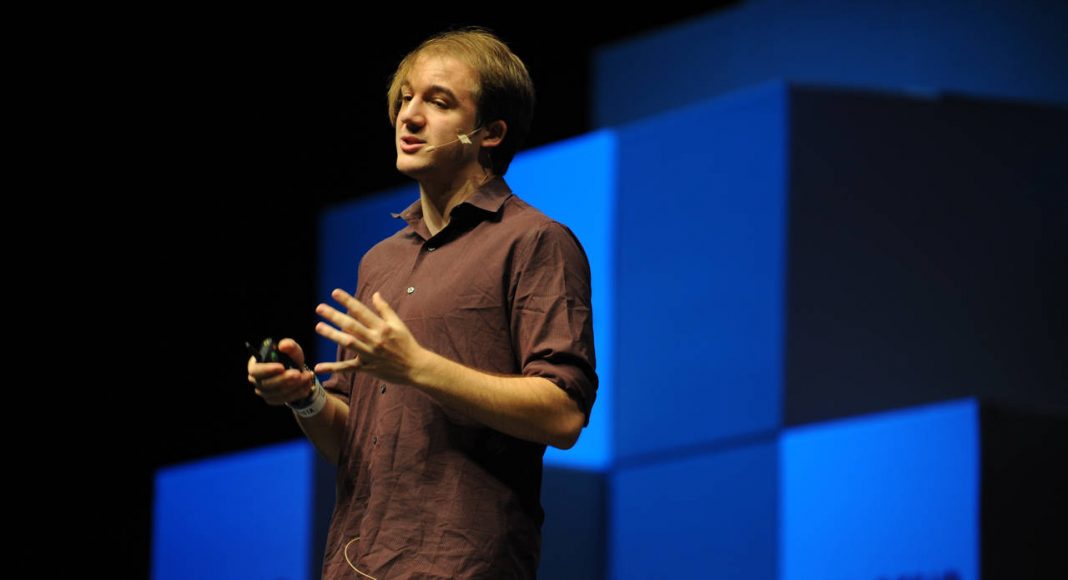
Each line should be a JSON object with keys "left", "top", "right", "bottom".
{"left": 401, "top": 54, "right": 478, "bottom": 100}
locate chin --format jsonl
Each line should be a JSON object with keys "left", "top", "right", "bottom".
{"left": 396, "top": 160, "right": 419, "bottom": 175}
{"left": 396, "top": 156, "right": 418, "bottom": 173}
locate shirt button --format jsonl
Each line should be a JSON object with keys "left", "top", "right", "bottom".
{"left": 372, "top": 435, "right": 378, "bottom": 445}
{"left": 379, "top": 384, "right": 387, "bottom": 394}
{"left": 407, "top": 286, "right": 415, "bottom": 294}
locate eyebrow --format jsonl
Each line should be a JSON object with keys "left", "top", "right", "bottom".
{"left": 400, "top": 81, "right": 460, "bottom": 102}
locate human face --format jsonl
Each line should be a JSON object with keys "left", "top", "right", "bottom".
{"left": 395, "top": 54, "right": 483, "bottom": 184}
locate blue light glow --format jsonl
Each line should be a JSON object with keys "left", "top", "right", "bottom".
{"left": 152, "top": 441, "right": 316, "bottom": 580}
{"left": 781, "top": 399, "right": 979, "bottom": 580}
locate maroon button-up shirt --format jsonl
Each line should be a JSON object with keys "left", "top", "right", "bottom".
{"left": 320, "top": 177, "right": 597, "bottom": 579}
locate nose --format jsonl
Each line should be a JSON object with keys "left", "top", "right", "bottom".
{"left": 397, "top": 98, "right": 426, "bottom": 131}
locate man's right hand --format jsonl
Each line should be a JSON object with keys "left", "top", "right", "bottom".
{"left": 247, "top": 338, "right": 315, "bottom": 406}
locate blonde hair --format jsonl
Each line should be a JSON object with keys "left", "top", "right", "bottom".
{"left": 387, "top": 27, "right": 535, "bottom": 176}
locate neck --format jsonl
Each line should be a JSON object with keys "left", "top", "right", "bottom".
{"left": 419, "top": 169, "right": 495, "bottom": 237}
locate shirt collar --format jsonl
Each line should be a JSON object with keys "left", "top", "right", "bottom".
{"left": 392, "top": 177, "right": 513, "bottom": 237}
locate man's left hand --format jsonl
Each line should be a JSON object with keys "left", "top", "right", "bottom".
{"left": 314, "top": 289, "right": 427, "bottom": 385}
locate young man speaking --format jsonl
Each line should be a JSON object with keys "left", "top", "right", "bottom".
{"left": 249, "top": 27, "right": 597, "bottom": 578}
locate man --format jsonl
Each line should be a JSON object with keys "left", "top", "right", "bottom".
{"left": 248, "top": 27, "right": 597, "bottom": 578}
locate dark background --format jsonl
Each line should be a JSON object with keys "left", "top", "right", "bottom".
{"left": 110, "top": 9, "right": 729, "bottom": 577}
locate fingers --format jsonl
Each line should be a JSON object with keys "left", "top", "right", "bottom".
{"left": 277, "top": 338, "right": 305, "bottom": 367}
{"left": 311, "top": 289, "right": 410, "bottom": 381}
{"left": 314, "top": 357, "right": 362, "bottom": 375}
{"left": 248, "top": 354, "right": 300, "bottom": 407}
{"left": 248, "top": 359, "right": 286, "bottom": 381}
{"left": 372, "top": 292, "right": 401, "bottom": 325}
{"left": 330, "top": 288, "right": 382, "bottom": 330}
{"left": 250, "top": 368, "right": 313, "bottom": 406}
{"left": 316, "top": 318, "right": 373, "bottom": 353}
{"left": 316, "top": 302, "right": 374, "bottom": 342}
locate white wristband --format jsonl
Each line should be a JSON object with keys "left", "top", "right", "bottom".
{"left": 287, "top": 374, "right": 327, "bottom": 418}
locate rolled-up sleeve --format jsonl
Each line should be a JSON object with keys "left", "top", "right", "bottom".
{"left": 510, "top": 221, "right": 598, "bottom": 425}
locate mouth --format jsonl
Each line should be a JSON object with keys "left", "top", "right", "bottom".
{"left": 399, "top": 136, "right": 425, "bottom": 153}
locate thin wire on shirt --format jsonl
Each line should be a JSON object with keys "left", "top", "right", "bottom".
{"left": 345, "top": 537, "right": 378, "bottom": 580}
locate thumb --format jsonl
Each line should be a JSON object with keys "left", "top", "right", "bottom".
{"left": 277, "top": 338, "right": 305, "bottom": 367}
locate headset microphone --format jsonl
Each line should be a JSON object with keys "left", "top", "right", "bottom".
{"left": 423, "top": 127, "right": 483, "bottom": 152}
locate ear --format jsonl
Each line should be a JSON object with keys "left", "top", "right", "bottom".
{"left": 479, "top": 120, "right": 508, "bottom": 149}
